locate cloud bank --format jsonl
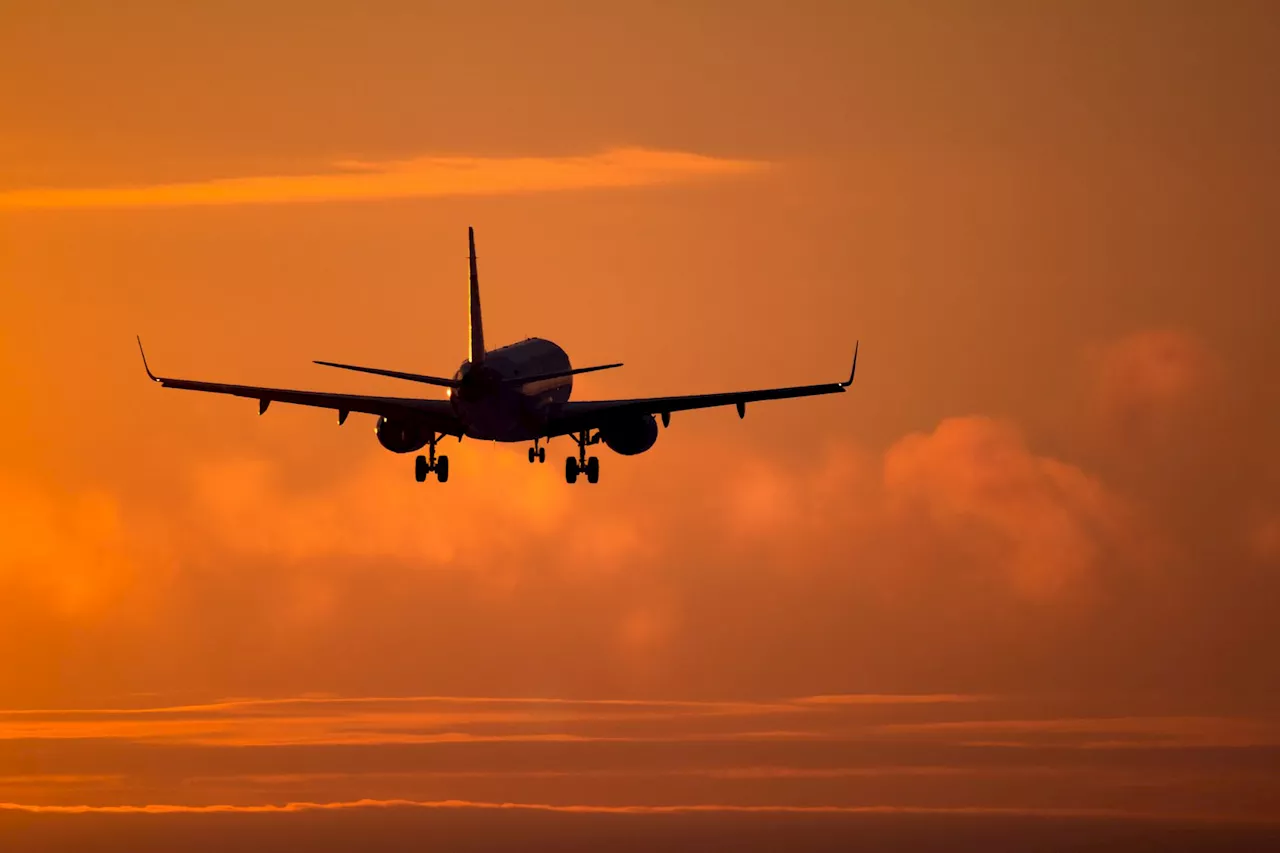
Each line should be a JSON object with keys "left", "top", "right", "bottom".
{"left": 0, "top": 148, "right": 768, "bottom": 210}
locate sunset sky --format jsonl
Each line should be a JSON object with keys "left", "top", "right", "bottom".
{"left": 2, "top": 1, "right": 1279, "bottom": 849}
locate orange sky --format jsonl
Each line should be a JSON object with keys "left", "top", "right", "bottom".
{"left": 1, "top": 1, "right": 1279, "bottom": 848}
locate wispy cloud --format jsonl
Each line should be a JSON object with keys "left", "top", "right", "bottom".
{"left": 0, "top": 798, "right": 1253, "bottom": 823}
{"left": 0, "top": 693, "right": 979, "bottom": 747}
{"left": 0, "top": 692, "right": 974, "bottom": 719}
{"left": 189, "top": 765, "right": 1044, "bottom": 786}
{"left": 876, "top": 716, "right": 1280, "bottom": 748}
{"left": 0, "top": 775, "right": 122, "bottom": 787}
{"left": 796, "top": 694, "right": 987, "bottom": 706}
{"left": 0, "top": 148, "right": 768, "bottom": 210}
{"left": 2, "top": 695, "right": 1276, "bottom": 822}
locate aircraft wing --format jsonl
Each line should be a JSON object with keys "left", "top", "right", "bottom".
{"left": 545, "top": 345, "right": 857, "bottom": 438}
{"left": 138, "top": 339, "right": 464, "bottom": 436}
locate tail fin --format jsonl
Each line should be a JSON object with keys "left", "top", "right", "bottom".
{"left": 468, "top": 226, "right": 485, "bottom": 365}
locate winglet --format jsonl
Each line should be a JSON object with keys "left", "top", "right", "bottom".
{"left": 137, "top": 336, "right": 160, "bottom": 382}
{"left": 839, "top": 341, "right": 858, "bottom": 388}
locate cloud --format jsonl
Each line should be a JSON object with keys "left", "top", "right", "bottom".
{"left": 0, "top": 404, "right": 1187, "bottom": 716}
{"left": 882, "top": 417, "right": 1133, "bottom": 599}
{"left": 0, "top": 148, "right": 768, "bottom": 210}
{"left": 0, "top": 694, "right": 795, "bottom": 717}
{"left": 180, "top": 444, "right": 647, "bottom": 576}
{"left": 195, "top": 765, "right": 1049, "bottom": 785}
{"left": 2, "top": 691, "right": 1274, "bottom": 822}
{"left": 0, "top": 476, "right": 148, "bottom": 616}
{"left": 1091, "top": 329, "right": 1213, "bottom": 440}
{"left": 0, "top": 775, "right": 121, "bottom": 787}
{"left": 0, "top": 798, "right": 1225, "bottom": 822}
{"left": 719, "top": 444, "right": 877, "bottom": 552}
{"left": 0, "top": 692, "right": 979, "bottom": 747}
{"left": 1249, "top": 512, "right": 1280, "bottom": 563}
{"left": 795, "top": 694, "right": 987, "bottom": 706}
{"left": 876, "top": 716, "right": 1280, "bottom": 748}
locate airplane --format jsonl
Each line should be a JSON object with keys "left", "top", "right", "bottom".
{"left": 138, "top": 227, "right": 857, "bottom": 484}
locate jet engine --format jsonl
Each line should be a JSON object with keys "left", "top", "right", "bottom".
{"left": 598, "top": 414, "right": 659, "bottom": 455}
{"left": 376, "top": 416, "right": 430, "bottom": 453}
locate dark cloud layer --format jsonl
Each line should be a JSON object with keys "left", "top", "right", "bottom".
{"left": 3, "top": 810, "right": 1279, "bottom": 853}
{"left": 0, "top": 693, "right": 1275, "bottom": 822}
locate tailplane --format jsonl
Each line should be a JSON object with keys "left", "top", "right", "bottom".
{"left": 468, "top": 226, "right": 485, "bottom": 365}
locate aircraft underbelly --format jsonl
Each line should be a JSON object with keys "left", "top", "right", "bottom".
{"left": 458, "top": 396, "right": 537, "bottom": 441}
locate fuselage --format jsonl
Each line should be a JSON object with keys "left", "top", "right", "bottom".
{"left": 449, "top": 337, "right": 572, "bottom": 440}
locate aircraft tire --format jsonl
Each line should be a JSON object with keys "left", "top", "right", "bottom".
{"left": 528, "top": 447, "right": 536, "bottom": 463}
{"left": 415, "top": 455, "right": 428, "bottom": 483}
{"left": 585, "top": 456, "right": 600, "bottom": 484}
{"left": 436, "top": 456, "right": 449, "bottom": 483}
{"left": 538, "top": 447, "right": 546, "bottom": 463}
{"left": 565, "top": 457, "right": 579, "bottom": 484}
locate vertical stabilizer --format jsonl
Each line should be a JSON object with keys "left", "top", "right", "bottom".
{"left": 468, "top": 226, "right": 485, "bottom": 364}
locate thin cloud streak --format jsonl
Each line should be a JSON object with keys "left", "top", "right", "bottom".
{"left": 11, "top": 696, "right": 1276, "bottom": 752}
{"left": 0, "top": 148, "right": 768, "bottom": 210}
{"left": 797, "top": 694, "right": 988, "bottom": 706}
{"left": 189, "top": 765, "right": 1039, "bottom": 786}
{"left": 0, "top": 775, "right": 122, "bottom": 786}
{"left": 879, "top": 716, "right": 1280, "bottom": 748}
{"left": 0, "top": 725, "right": 822, "bottom": 748}
{"left": 0, "top": 693, "right": 974, "bottom": 718}
{"left": 0, "top": 798, "right": 1270, "bottom": 825}
{"left": 0, "top": 692, "right": 989, "bottom": 746}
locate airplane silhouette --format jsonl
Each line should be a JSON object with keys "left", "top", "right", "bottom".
{"left": 138, "top": 227, "right": 857, "bottom": 484}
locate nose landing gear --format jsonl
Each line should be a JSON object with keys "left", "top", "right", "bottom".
{"left": 414, "top": 434, "right": 449, "bottom": 483}
{"left": 527, "top": 439, "right": 546, "bottom": 464}
{"left": 565, "top": 431, "right": 600, "bottom": 484}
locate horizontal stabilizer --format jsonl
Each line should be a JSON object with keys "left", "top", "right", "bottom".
{"left": 313, "top": 360, "right": 461, "bottom": 388}
{"left": 503, "top": 362, "right": 623, "bottom": 385}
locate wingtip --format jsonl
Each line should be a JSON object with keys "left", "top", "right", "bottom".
{"left": 841, "top": 341, "right": 859, "bottom": 387}
{"left": 136, "top": 335, "right": 159, "bottom": 382}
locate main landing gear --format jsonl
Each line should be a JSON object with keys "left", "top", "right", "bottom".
{"left": 565, "top": 431, "right": 600, "bottom": 484}
{"left": 414, "top": 434, "right": 449, "bottom": 483}
{"left": 527, "top": 439, "right": 546, "bottom": 464}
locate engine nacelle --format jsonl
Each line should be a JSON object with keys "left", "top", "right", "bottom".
{"left": 376, "top": 416, "right": 430, "bottom": 454}
{"left": 598, "top": 414, "right": 659, "bottom": 456}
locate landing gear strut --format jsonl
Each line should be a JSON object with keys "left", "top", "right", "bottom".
{"left": 527, "top": 439, "right": 546, "bottom": 464}
{"left": 564, "top": 431, "right": 600, "bottom": 484}
{"left": 415, "top": 434, "right": 449, "bottom": 483}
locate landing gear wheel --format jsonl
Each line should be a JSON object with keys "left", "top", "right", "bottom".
{"left": 528, "top": 447, "right": 536, "bottom": 464}
{"left": 565, "top": 457, "right": 579, "bottom": 484}
{"left": 415, "top": 455, "right": 429, "bottom": 483}
{"left": 435, "top": 455, "right": 449, "bottom": 483}
{"left": 537, "top": 446, "right": 546, "bottom": 463}
{"left": 585, "top": 456, "right": 600, "bottom": 484}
